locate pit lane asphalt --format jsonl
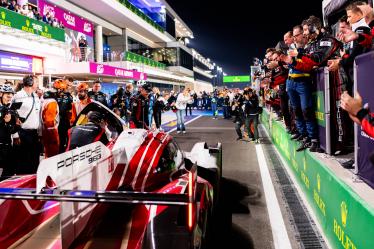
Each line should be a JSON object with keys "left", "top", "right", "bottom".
{"left": 171, "top": 115, "right": 299, "bottom": 249}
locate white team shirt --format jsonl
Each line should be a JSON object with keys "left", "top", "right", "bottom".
{"left": 12, "top": 89, "right": 41, "bottom": 131}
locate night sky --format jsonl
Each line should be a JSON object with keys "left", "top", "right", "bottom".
{"left": 167, "top": 0, "right": 322, "bottom": 76}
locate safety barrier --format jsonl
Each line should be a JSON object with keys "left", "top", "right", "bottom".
{"left": 261, "top": 109, "right": 374, "bottom": 249}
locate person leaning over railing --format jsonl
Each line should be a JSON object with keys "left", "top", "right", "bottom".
{"left": 341, "top": 91, "right": 374, "bottom": 138}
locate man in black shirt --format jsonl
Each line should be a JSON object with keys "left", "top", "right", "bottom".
{"left": 88, "top": 81, "right": 108, "bottom": 106}
{"left": 67, "top": 111, "right": 109, "bottom": 150}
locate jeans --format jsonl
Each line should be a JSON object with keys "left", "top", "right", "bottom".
{"left": 212, "top": 103, "right": 217, "bottom": 117}
{"left": 286, "top": 79, "right": 317, "bottom": 139}
{"left": 245, "top": 115, "right": 259, "bottom": 140}
{"left": 223, "top": 106, "right": 230, "bottom": 119}
{"left": 148, "top": 111, "right": 153, "bottom": 128}
{"left": 235, "top": 117, "right": 244, "bottom": 138}
{"left": 176, "top": 109, "right": 185, "bottom": 131}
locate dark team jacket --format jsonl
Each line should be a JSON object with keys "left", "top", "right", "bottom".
{"left": 67, "top": 123, "right": 109, "bottom": 150}
{"left": 271, "top": 61, "right": 288, "bottom": 88}
{"left": 88, "top": 91, "right": 108, "bottom": 106}
{"left": 357, "top": 108, "right": 374, "bottom": 138}
{"left": 291, "top": 34, "right": 341, "bottom": 72}
{"left": 131, "top": 94, "right": 149, "bottom": 126}
{"left": 0, "top": 104, "right": 20, "bottom": 145}
{"left": 357, "top": 20, "right": 374, "bottom": 49}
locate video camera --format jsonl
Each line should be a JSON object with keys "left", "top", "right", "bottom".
{"left": 2, "top": 102, "right": 23, "bottom": 124}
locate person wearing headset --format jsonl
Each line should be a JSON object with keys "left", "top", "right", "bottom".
{"left": 282, "top": 16, "right": 341, "bottom": 152}
{"left": 12, "top": 75, "right": 42, "bottom": 174}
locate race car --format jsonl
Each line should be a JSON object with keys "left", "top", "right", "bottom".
{"left": 0, "top": 101, "right": 222, "bottom": 249}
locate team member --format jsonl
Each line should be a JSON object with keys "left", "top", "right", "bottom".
{"left": 41, "top": 79, "right": 74, "bottom": 157}
{"left": 88, "top": 81, "right": 108, "bottom": 106}
{"left": 73, "top": 82, "right": 92, "bottom": 119}
{"left": 66, "top": 111, "right": 109, "bottom": 150}
{"left": 131, "top": 83, "right": 151, "bottom": 129}
{"left": 0, "top": 85, "right": 21, "bottom": 178}
{"left": 12, "top": 75, "right": 42, "bottom": 174}
{"left": 175, "top": 89, "right": 192, "bottom": 133}
{"left": 282, "top": 18, "right": 340, "bottom": 152}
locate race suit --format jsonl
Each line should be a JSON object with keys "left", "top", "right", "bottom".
{"left": 41, "top": 92, "right": 60, "bottom": 158}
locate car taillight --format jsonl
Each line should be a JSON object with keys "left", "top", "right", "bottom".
{"left": 188, "top": 171, "right": 194, "bottom": 231}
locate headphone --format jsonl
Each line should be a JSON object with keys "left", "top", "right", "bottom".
{"left": 308, "top": 25, "right": 317, "bottom": 34}
{"left": 23, "top": 75, "right": 35, "bottom": 87}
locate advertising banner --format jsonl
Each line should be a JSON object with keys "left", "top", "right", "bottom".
{"left": 0, "top": 7, "right": 65, "bottom": 42}
{"left": 261, "top": 110, "right": 374, "bottom": 249}
{"left": 223, "top": 75, "right": 251, "bottom": 83}
{"left": 38, "top": 0, "right": 93, "bottom": 37}
{"left": 314, "top": 68, "right": 328, "bottom": 152}
{"left": 355, "top": 52, "right": 374, "bottom": 188}
{"left": 0, "top": 50, "right": 43, "bottom": 74}
{"left": 125, "top": 51, "right": 166, "bottom": 69}
{"left": 89, "top": 62, "right": 147, "bottom": 81}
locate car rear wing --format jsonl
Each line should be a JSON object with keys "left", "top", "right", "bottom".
{"left": 0, "top": 163, "right": 197, "bottom": 206}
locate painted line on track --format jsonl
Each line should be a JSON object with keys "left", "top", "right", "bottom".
{"left": 255, "top": 143, "right": 293, "bottom": 249}
{"left": 167, "top": 115, "right": 202, "bottom": 134}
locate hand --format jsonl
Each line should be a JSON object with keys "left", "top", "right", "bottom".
{"left": 267, "top": 61, "right": 278, "bottom": 69}
{"left": 4, "top": 114, "right": 11, "bottom": 123}
{"left": 13, "top": 137, "right": 21, "bottom": 145}
{"left": 282, "top": 55, "right": 293, "bottom": 64}
{"left": 328, "top": 59, "right": 340, "bottom": 72}
{"left": 339, "top": 28, "right": 359, "bottom": 43}
{"left": 349, "top": 113, "right": 362, "bottom": 125}
{"left": 15, "top": 118, "right": 22, "bottom": 126}
{"left": 287, "top": 49, "right": 298, "bottom": 57}
{"left": 340, "top": 91, "right": 363, "bottom": 116}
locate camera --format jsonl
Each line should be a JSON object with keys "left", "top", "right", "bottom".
{"left": 1, "top": 102, "right": 23, "bottom": 125}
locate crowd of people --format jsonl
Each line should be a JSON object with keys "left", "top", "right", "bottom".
{"left": 255, "top": 1, "right": 374, "bottom": 169}
{"left": 1, "top": 0, "right": 64, "bottom": 28}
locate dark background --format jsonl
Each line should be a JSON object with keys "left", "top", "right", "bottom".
{"left": 167, "top": 0, "right": 322, "bottom": 75}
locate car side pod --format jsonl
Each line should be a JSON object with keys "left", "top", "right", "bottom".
{"left": 0, "top": 145, "right": 199, "bottom": 249}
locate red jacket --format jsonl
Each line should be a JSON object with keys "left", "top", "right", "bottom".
{"left": 362, "top": 112, "right": 374, "bottom": 138}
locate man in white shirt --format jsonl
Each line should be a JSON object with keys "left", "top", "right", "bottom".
{"left": 12, "top": 75, "right": 42, "bottom": 174}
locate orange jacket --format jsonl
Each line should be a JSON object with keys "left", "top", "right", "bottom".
{"left": 41, "top": 98, "right": 60, "bottom": 158}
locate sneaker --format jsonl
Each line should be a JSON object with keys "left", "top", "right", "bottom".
{"left": 341, "top": 159, "right": 355, "bottom": 169}
{"left": 236, "top": 137, "right": 243, "bottom": 141}
{"left": 309, "top": 140, "right": 322, "bottom": 152}
{"left": 291, "top": 133, "right": 301, "bottom": 140}
{"left": 296, "top": 138, "right": 311, "bottom": 152}
{"left": 177, "top": 131, "right": 181, "bottom": 134}
{"left": 183, "top": 131, "right": 186, "bottom": 134}
{"left": 296, "top": 135, "right": 306, "bottom": 142}
{"left": 255, "top": 139, "right": 260, "bottom": 144}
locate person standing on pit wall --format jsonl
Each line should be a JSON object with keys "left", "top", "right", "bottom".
{"left": 12, "top": 75, "right": 42, "bottom": 174}
{"left": 282, "top": 17, "right": 340, "bottom": 152}
{"left": 175, "top": 89, "right": 192, "bottom": 134}
{"left": 88, "top": 81, "right": 108, "bottom": 106}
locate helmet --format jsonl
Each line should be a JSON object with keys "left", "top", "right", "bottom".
{"left": 76, "top": 82, "right": 89, "bottom": 92}
{"left": 0, "top": 84, "right": 15, "bottom": 94}
{"left": 53, "top": 79, "right": 68, "bottom": 91}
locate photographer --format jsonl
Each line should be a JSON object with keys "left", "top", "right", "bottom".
{"left": 0, "top": 85, "right": 21, "bottom": 178}
{"left": 243, "top": 89, "right": 260, "bottom": 143}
